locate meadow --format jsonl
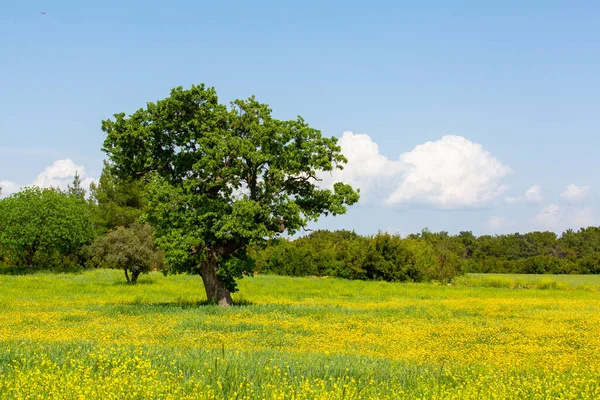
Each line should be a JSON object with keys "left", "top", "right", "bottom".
{"left": 1, "top": 271, "right": 599, "bottom": 399}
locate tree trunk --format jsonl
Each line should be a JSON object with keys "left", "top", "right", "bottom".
{"left": 199, "top": 258, "right": 233, "bottom": 306}
{"left": 26, "top": 248, "right": 35, "bottom": 272}
{"left": 124, "top": 268, "right": 130, "bottom": 283}
{"left": 131, "top": 270, "right": 140, "bottom": 284}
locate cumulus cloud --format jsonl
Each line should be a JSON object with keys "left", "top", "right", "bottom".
{"left": 534, "top": 204, "right": 596, "bottom": 231}
{"left": 561, "top": 184, "right": 590, "bottom": 203}
{"left": 319, "top": 132, "right": 403, "bottom": 202}
{"left": 323, "top": 133, "right": 511, "bottom": 208}
{"left": 384, "top": 135, "right": 511, "bottom": 208}
{"left": 505, "top": 185, "right": 544, "bottom": 205}
{"left": 33, "top": 159, "right": 95, "bottom": 189}
{"left": 524, "top": 185, "right": 543, "bottom": 204}
{"left": 0, "top": 159, "right": 95, "bottom": 197}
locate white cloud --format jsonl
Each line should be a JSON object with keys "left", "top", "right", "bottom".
{"left": 524, "top": 185, "right": 543, "bottom": 204}
{"left": 534, "top": 204, "right": 596, "bottom": 231}
{"left": 561, "top": 184, "right": 590, "bottom": 203}
{"left": 487, "top": 216, "right": 515, "bottom": 230}
{"left": 0, "top": 159, "right": 96, "bottom": 197}
{"left": 505, "top": 185, "right": 543, "bottom": 205}
{"left": 570, "top": 207, "right": 595, "bottom": 226}
{"left": 323, "top": 133, "right": 511, "bottom": 208}
{"left": 384, "top": 135, "right": 511, "bottom": 208}
{"left": 320, "top": 132, "right": 403, "bottom": 202}
{"left": 535, "top": 204, "right": 561, "bottom": 226}
{"left": 33, "top": 159, "right": 95, "bottom": 189}
{"left": 0, "top": 180, "right": 20, "bottom": 196}
{"left": 504, "top": 196, "right": 521, "bottom": 204}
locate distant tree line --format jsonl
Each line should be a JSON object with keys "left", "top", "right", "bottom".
{"left": 1, "top": 163, "right": 599, "bottom": 282}
{"left": 250, "top": 227, "right": 600, "bottom": 281}
{"left": 451, "top": 229, "right": 600, "bottom": 274}
{"left": 249, "top": 230, "right": 462, "bottom": 282}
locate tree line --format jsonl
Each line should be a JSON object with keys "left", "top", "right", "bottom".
{"left": 250, "top": 227, "right": 600, "bottom": 281}
{"left": 2, "top": 168, "right": 598, "bottom": 284}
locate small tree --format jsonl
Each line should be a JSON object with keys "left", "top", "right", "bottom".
{"left": 86, "top": 223, "right": 163, "bottom": 283}
{"left": 101, "top": 84, "right": 359, "bottom": 304}
{"left": 67, "top": 172, "right": 86, "bottom": 200}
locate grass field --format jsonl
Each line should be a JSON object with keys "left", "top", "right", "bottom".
{"left": 456, "top": 273, "right": 600, "bottom": 291}
{"left": 1, "top": 270, "right": 599, "bottom": 399}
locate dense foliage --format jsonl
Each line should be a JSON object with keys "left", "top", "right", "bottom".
{"left": 453, "top": 229, "right": 600, "bottom": 274}
{"left": 0, "top": 186, "right": 94, "bottom": 271}
{"left": 251, "top": 230, "right": 462, "bottom": 282}
{"left": 252, "top": 227, "right": 600, "bottom": 282}
{"left": 0, "top": 173, "right": 162, "bottom": 281}
{"left": 89, "top": 161, "right": 145, "bottom": 233}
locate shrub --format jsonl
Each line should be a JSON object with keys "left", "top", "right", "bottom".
{"left": 85, "top": 223, "right": 164, "bottom": 283}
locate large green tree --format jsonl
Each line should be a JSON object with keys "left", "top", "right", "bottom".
{"left": 101, "top": 84, "right": 359, "bottom": 305}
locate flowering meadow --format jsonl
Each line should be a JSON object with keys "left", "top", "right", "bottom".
{"left": 1, "top": 270, "right": 599, "bottom": 399}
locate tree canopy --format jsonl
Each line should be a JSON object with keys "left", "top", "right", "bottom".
{"left": 0, "top": 187, "right": 94, "bottom": 269}
{"left": 101, "top": 84, "right": 359, "bottom": 305}
{"left": 86, "top": 223, "right": 164, "bottom": 283}
{"left": 251, "top": 227, "right": 600, "bottom": 281}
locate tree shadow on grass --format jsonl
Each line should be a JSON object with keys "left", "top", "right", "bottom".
{"left": 144, "top": 298, "right": 255, "bottom": 308}
{"left": 111, "top": 279, "right": 156, "bottom": 286}
{"left": 108, "top": 298, "right": 256, "bottom": 313}
{"left": 102, "top": 299, "right": 256, "bottom": 317}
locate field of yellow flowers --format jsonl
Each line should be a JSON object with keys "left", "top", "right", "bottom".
{"left": 1, "top": 270, "right": 599, "bottom": 399}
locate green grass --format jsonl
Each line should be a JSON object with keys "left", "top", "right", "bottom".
{"left": 0, "top": 270, "right": 599, "bottom": 399}
{"left": 460, "top": 273, "right": 600, "bottom": 290}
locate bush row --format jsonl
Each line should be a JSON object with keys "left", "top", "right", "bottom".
{"left": 250, "top": 228, "right": 600, "bottom": 280}
{"left": 250, "top": 230, "right": 464, "bottom": 282}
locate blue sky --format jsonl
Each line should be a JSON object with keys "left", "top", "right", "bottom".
{"left": 1, "top": 1, "right": 598, "bottom": 235}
